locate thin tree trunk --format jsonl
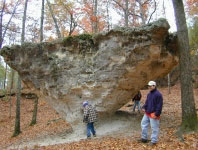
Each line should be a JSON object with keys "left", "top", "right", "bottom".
{"left": 3, "top": 63, "right": 8, "bottom": 101}
{"left": 13, "top": 74, "right": 21, "bottom": 137}
{"left": 112, "top": 0, "right": 129, "bottom": 27}
{"left": 40, "top": 0, "right": 45, "bottom": 42}
{"left": 46, "top": 0, "right": 61, "bottom": 38}
{"left": 172, "top": 0, "right": 198, "bottom": 131}
{"left": 124, "top": 0, "right": 129, "bottom": 27}
{"left": 106, "top": 0, "right": 110, "bottom": 31}
{"left": 0, "top": 0, "right": 6, "bottom": 48}
{"left": 9, "top": 69, "right": 15, "bottom": 118}
{"left": 3, "top": 63, "right": 7, "bottom": 89}
{"left": 1, "top": 0, "right": 20, "bottom": 47}
{"left": 30, "top": 95, "right": 38, "bottom": 126}
{"left": 58, "top": 0, "right": 76, "bottom": 36}
{"left": 168, "top": 74, "right": 171, "bottom": 94}
{"left": 137, "top": 0, "right": 145, "bottom": 25}
{"left": 147, "top": 0, "right": 156, "bottom": 24}
{"left": 68, "top": 13, "right": 76, "bottom": 36}
{"left": 162, "top": 0, "right": 171, "bottom": 94}
{"left": 29, "top": 0, "right": 45, "bottom": 125}
{"left": 13, "top": 0, "right": 28, "bottom": 137}
{"left": 162, "top": 0, "right": 166, "bottom": 18}
{"left": 93, "top": 0, "right": 98, "bottom": 33}
{"left": 21, "top": 0, "right": 28, "bottom": 43}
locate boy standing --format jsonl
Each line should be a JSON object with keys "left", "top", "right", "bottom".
{"left": 83, "top": 101, "right": 98, "bottom": 139}
{"left": 132, "top": 91, "right": 142, "bottom": 113}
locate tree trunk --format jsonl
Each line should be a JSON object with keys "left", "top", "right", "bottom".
{"left": 112, "top": 0, "right": 129, "bottom": 27}
{"left": 162, "top": 0, "right": 166, "bottom": 18}
{"left": 137, "top": 0, "right": 145, "bottom": 25}
{"left": 13, "top": 0, "right": 28, "bottom": 137}
{"left": 0, "top": 0, "right": 6, "bottom": 48}
{"left": 30, "top": 0, "right": 45, "bottom": 125}
{"left": 93, "top": 0, "right": 98, "bottom": 33}
{"left": 9, "top": 69, "right": 15, "bottom": 118}
{"left": 68, "top": 13, "right": 76, "bottom": 36}
{"left": 3, "top": 63, "right": 8, "bottom": 101}
{"left": 69, "top": 14, "right": 73, "bottom": 36}
{"left": 172, "top": 0, "right": 198, "bottom": 131}
{"left": 3, "top": 63, "right": 7, "bottom": 89}
{"left": 13, "top": 74, "right": 21, "bottom": 137}
{"left": 21, "top": 0, "right": 28, "bottom": 43}
{"left": 46, "top": 0, "right": 61, "bottom": 38}
{"left": 106, "top": 0, "right": 111, "bottom": 31}
{"left": 162, "top": 0, "right": 171, "bottom": 94}
{"left": 168, "top": 74, "right": 171, "bottom": 94}
{"left": 40, "top": 0, "right": 45, "bottom": 42}
{"left": 30, "top": 95, "right": 38, "bottom": 126}
{"left": 124, "top": 0, "right": 129, "bottom": 27}
{"left": 147, "top": 0, "right": 156, "bottom": 24}
{"left": 2, "top": 0, "right": 20, "bottom": 47}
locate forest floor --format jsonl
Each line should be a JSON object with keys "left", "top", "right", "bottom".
{"left": 0, "top": 83, "right": 198, "bottom": 150}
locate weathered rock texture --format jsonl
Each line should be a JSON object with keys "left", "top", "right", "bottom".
{"left": 156, "top": 55, "right": 198, "bottom": 88}
{"left": 156, "top": 66, "right": 180, "bottom": 87}
{"left": 1, "top": 19, "right": 179, "bottom": 123}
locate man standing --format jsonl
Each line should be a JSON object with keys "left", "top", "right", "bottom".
{"left": 139, "top": 81, "right": 163, "bottom": 146}
{"left": 83, "top": 101, "right": 98, "bottom": 139}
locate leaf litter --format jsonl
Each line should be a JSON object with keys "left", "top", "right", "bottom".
{"left": 0, "top": 83, "right": 198, "bottom": 150}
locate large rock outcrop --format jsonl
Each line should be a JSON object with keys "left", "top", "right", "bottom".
{"left": 1, "top": 19, "right": 178, "bottom": 123}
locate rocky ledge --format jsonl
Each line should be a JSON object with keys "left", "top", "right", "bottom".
{"left": 1, "top": 19, "right": 178, "bottom": 124}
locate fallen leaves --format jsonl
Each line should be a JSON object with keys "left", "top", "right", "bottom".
{"left": 0, "top": 84, "right": 198, "bottom": 149}
{"left": 0, "top": 96, "right": 71, "bottom": 149}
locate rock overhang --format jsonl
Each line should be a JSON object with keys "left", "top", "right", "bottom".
{"left": 0, "top": 18, "right": 179, "bottom": 123}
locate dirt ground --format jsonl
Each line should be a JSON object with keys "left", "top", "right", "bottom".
{"left": 0, "top": 83, "right": 198, "bottom": 150}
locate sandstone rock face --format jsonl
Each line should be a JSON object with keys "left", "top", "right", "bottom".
{"left": 156, "top": 66, "right": 180, "bottom": 87}
{"left": 156, "top": 55, "right": 198, "bottom": 88}
{"left": 1, "top": 19, "right": 178, "bottom": 123}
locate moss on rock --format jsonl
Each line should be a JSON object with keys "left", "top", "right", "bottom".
{"left": 62, "top": 34, "right": 96, "bottom": 55}
{"left": 62, "top": 34, "right": 93, "bottom": 47}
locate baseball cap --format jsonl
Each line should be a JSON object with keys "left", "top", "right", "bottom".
{"left": 83, "top": 101, "right": 88, "bottom": 107}
{"left": 148, "top": 81, "right": 156, "bottom": 86}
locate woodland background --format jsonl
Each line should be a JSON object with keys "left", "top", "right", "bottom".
{"left": 0, "top": 0, "right": 198, "bottom": 149}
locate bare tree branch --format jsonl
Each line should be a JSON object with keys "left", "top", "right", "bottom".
{"left": 60, "top": 1, "right": 77, "bottom": 35}
{"left": 128, "top": 12, "right": 141, "bottom": 18}
{"left": 136, "top": 0, "right": 146, "bottom": 24}
{"left": 2, "top": 0, "right": 20, "bottom": 44}
{"left": 147, "top": 0, "right": 156, "bottom": 24}
{"left": 46, "top": 0, "right": 61, "bottom": 38}
{"left": 112, "top": 0, "right": 126, "bottom": 12}
{"left": 0, "top": 0, "right": 7, "bottom": 48}
{"left": 142, "top": 0, "right": 151, "bottom": 6}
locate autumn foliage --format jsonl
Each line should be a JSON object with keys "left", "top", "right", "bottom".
{"left": 1, "top": 1, "right": 198, "bottom": 149}
{"left": 186, "top": 0, "right": 198, "bottom": 17}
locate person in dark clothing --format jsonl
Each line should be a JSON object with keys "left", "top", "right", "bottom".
{"left": 83, "top": 101, "right": 98, "bottom": 139}
{"left": 139, "top": 81, "right": 163, "bottom": 146}
{"left": 132, "top": 91, "right": 142, "bottom": 112}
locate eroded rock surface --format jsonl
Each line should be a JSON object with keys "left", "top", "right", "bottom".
{"left": 1, "top": 19, "right": 178, "bottom": 123}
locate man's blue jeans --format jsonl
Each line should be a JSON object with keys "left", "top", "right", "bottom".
{"left": 133, "top": 101, "right": 141, "bottom": 111}
{"left": 87, "top": 122, "right": 96, "bottom": 137}
{"left": 141, "top": 114, "right": 160, "bottom": 143}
